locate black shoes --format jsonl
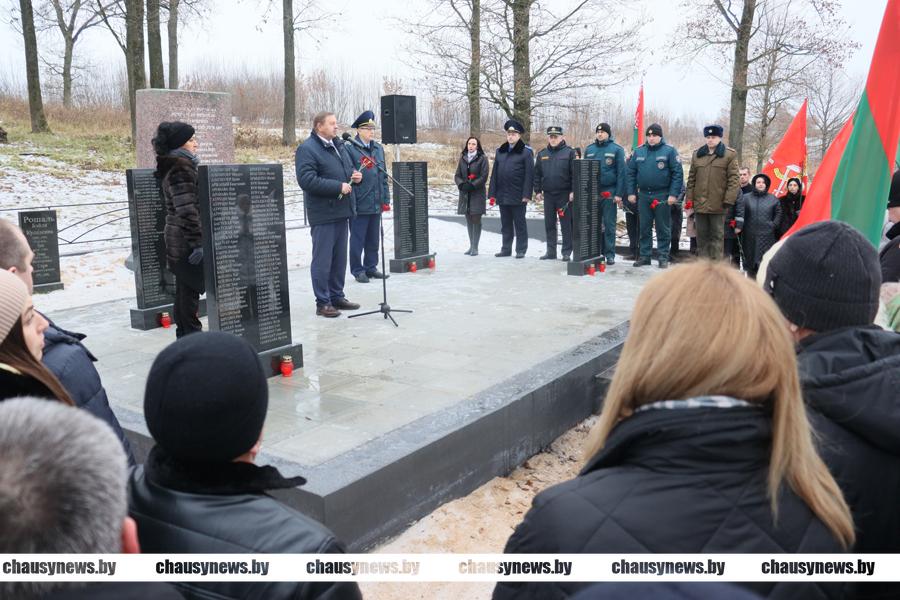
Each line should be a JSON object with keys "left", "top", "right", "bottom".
{"left": 606, "top": 257, "right": 616, "bottom": 265}
{"left": 366, "top": 270, "right": 387, "bottom": 279}
{"left": 539, "top": 253, "right": 557, "bottom": 260}
{"left": 632, "top": 258, "right": 651, "bottom": 267}
{"left": 515, "top": 253, "right": 526, "bottom": 259}
{"left": 562, "top": 254, "right": 571, "bottom": 262}
{"left": 495, "top": 251, "right": 511, "bottom": 257}
{"left": 316, "top": 304, "right": 341, "bottom": 318}
{"left": 354, "top": 272, "right": 369, "bottom": 283}
{"left": 658, "top": 259, "right": 669, "bottom": 269}
{"left": 332, "top": 298, "right": 360, "bottom": 310}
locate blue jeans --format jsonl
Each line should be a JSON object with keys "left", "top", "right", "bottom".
{"left": 310, "top": 219, "right": 349, "bottom": 306}
{"left": 638, "top": 192, "right": 672, "bottom": 259}
{"left": 349, "top": 213, "right": 380, "bottom": 276}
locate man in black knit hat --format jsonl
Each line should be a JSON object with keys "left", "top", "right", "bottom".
{"left": 765, "top": 221, "right": 900, "bottom": 600}
{"left": 129, "top": 331, "right": 361, "bottom": 600}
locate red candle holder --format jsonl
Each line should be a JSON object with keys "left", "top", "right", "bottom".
{"left": 428, "top": 257, "right": 436, "bottom": 269}
{"left": 409, "top": 262, "right": 418, "bottom": 273}
{"left": 587, "top": 264, "right": 596, "bottom": 276}
{"left": 159, "top": 311, "right": 171, "bottom": 328}
{"left": 280, "top": 356, "right": 294, "bottom": 378}
{"left": 599, "top": 263, "right": 606, "bottom": 273}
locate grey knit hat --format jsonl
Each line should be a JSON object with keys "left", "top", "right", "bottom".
{"left": 0, "top": 270, "right": 28, "bottom": 343}
{"left": 765, "top": 221, "right": 881, "bottom": 331}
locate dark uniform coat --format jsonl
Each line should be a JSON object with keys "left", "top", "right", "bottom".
{"left": 533, "top": 141, "right": 575, "bottom": 194}
{"left": 488, "top": 139, "right": 534, "bottom": 205}
{"left": 343, "top": 136, "right": 389, "bottom": 215}
{"left": 583, "top": 137, "right": 626, "bottom": 198}
{"left": 686, "top": 142, "right": 740, "bottom": 214}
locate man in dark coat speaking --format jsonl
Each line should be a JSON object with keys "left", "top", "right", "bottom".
{"left": 295, "top": 111, "right": 362, "bottom": 318}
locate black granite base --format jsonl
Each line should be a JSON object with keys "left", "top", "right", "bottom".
{"left": 389, "top": 253, "right": 437, "bottom": 274}
{"left": 259, "top": 343, "right": 304, "bottom": 378}
{"left": 129, "top": 298, "right": 208, "bottom": 330}
{"left": 567, "top": 256, "right": 607, "bottom": 276}
{"left": 33, "top": 281, "right": 64, "bottom": 294}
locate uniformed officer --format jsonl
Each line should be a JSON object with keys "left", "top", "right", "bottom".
{"left": 488, "top": 119, "right": 534, "bottom": 259}
{"left": 625, "top": 123, "right": 684, "bottom": 269}
{"left": 534, "top": 126, "right": 576, "bottom": 261}
{"left": 344, "top": 110, "right": 390, "bottom": 283}
{"left": 583, "top": 122, "right": 625, "bottom": 264}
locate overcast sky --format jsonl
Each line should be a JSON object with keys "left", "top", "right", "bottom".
{"left": 0, "top": 0, "right": 888, "bottom": 122}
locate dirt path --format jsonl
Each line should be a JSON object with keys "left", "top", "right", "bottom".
{"left": 359, "top": 416, "right": 597, "bottom": 600}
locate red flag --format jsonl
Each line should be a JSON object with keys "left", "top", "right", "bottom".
{"left": 760, "top": 100, "right": 808, "bottom": 198}
{"left": 632, "top": 84, "right": 644, "bottom": 151}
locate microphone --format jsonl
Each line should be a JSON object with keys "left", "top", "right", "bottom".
{"left": 341, "top": 132, "right": 352, "bottom": 142}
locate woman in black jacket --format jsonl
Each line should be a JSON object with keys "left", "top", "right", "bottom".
{"left": 454, "top": 136, "right": 489, "bottom": 256}
{"left": 776, "top": 177, "right": 804, "bottom": 239}
{"left": 494, "top": 262, "right": 854, "bottom": 600}
{"left": 153, "top": 121, "right": 205, "bottom": 338}
{"left": 0, "top": 270, "right": 72, "bottom": 404}
{"left": 735, "top": 174, "right": 782, "bottom": 278}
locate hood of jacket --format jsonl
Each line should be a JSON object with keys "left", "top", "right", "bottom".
{"left": 797, "top": 326, "right": 900, "bottom": 455}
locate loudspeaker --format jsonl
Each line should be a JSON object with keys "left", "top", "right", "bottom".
{"left": 381, "top": 95, "right": 417, "bottom": 144}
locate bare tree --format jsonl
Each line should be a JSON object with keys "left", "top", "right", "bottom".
{"left": 682, "top": 0, "right": 855, "bottom": 163}
{"left": 399, "top": 0, "right": 483, "bottom": 135}
{"left": 480, "top": 0, "right": 640, "bottom": 141}
{"left": 805, "top": 67, "right": 860, "bottom": 159}
{"left": 18, "top": 0, "right": 50, "bottom": 131}
{"left": 147, "top": 0, "right": 164, "bottom": 87}
{"left": 33, "top": 0, "right": 111, "bottom": 107}
{"left": 166, "top": 0, "right": 178, "bottom": 88}
{"left": 97, "top": 0, "right": 145, "bottom": 138}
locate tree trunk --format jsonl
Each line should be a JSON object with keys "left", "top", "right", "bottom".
{"left": 727, "top": 0, "right": 756, "bottom": 163}
{"left": 467, "top": 0, "right": 481, "bottom": 136}
{"left": 511, "top": 0, "right": 531, "bottom": 141}
{"left": 62, "top": 35, "right": 74, "bottom": 108}
{"left": 147, "top": 0, "right": 165, "bottom": 88}
{"left": 126, "top": 0, "right": 147, "bottom": 141}
{"left": 282, "top": 0, "right": 296, "bottom": 146}
{"left": 19, "top": 0, "right": 50, "bottom": 132}
{"left": 167, "top": 0, "right": 179, "bottom": 89}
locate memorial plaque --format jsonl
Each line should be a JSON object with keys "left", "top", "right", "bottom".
{"left": 198, "top": 164, "right": 302, "bottom": 375}
{"left": 568, "top": 159, "right": 605, "bottom": 276}
{"left": 389, "top": 161, "right": 435, "bottom": 273}
{"left": 18, "top": 210, "right": 63, "bottom": 293}
{"left": 135, "top": 89, "right": 234, "bottom": 169}
{"left": 126, "top": 169, "right": 206, "bottom": 329}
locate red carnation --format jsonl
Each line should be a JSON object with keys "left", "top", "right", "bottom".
{"left": 557, "top": 208, "right": 565, "bottom": 218}
{"left": 729, "top": 219, "right": 736, "bottom": 228}
{"left": 684, "top": 200, "right": 693, "bottom": 210}
{"left": 467, "top": 174, "right": 476, "bottom": 180}
{"left": 360, "top": 156, "right": 375, "bottom": 169}
{"left": 489, "top": 197, "right": 496, "bottom": 206}
{"left": 650, "top": 199, "right": 660, "bottom": 210}
{"left": 601, "top": 191, "right": 611, "bottom": 199}
{"left": 382, "top": 203, "right": 391, "bottom": 213}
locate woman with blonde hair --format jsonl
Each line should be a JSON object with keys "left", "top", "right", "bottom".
{"left": 494, "top": 261, "right": 853, "bottom": 600}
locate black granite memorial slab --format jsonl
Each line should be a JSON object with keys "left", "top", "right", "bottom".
{"left": 126, "top": 168, "right": 207, "bottom": 329}
{"left": 568, "top": 159, "right": 606, "bottom": 276}
{"left": 18, "top": 210, "right": 63, "bottom": 293}
{"left": 389, "top": 161, "right": 435, "bottom": 273}
{"left": 197, "top": 164, "right": 302, "bottom": 376}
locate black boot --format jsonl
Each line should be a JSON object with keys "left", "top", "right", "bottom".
{"left": 471, "top": 223, "right": 481, "bottom": 256}
{"left": 464, "top": 221, "right": 474, "bottom": 255}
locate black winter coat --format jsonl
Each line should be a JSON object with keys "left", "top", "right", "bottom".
{"left": 42, "top": 319, "right": 135, "bottom": 466}
{"left": 493, "top": 403, "right": 846, "bottom": 600}
{"left": 454, "top": 151, "right": 489, "bottom": 215}
{"left": 42, "top": 582, "right": 184, "bottom": 599}
{"left": 777, "top": 192, "right": 804, "bottom": 239}
{"left": 736, "top": 191, "right": 782, "bottom": 271}
{"left": 881, "top": 222, "right": 900, "bottom": 283}
{"left": 295, "top": 132, "right": 357, "bottom": 226}
{"left": 157, "top": 155, "right": 201, "bottom": 266}
{"left": 0, "top": 363, "right": 55, "bottom": 401}
{"left": 130, "top": 446, "right": 361, "bottom": 600}
{"left": 488, "top": 139, "right": 534, "bottom": 206}
{"left": 533, "top": 141, "right": 575, "bottom": 194}
{"left": 798, "top": 326, "right": 900, "bottom": 600}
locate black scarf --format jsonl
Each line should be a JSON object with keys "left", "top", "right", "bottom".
{"left": 144, "top": 445, "right": 306, "bottom": 496}
{"left": 697, "top": 142, "right": 725, "bottom": 158}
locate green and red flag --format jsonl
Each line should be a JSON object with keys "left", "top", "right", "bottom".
{"left": 632, "top": 83, "right": 644, "bottom": 151}
{"left": 761, "top": 99, "right": 808, "bottom": 198}
{"left": 786, "top": 0, "right": 900, "bottom": 245}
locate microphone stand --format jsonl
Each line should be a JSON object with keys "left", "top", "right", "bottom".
{"left": 347, "top": 154, "right": 414, "bottom": 327}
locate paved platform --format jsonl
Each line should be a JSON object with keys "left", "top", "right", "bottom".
{"left": 51, "top": 220, "right": 655, "bottom": 548}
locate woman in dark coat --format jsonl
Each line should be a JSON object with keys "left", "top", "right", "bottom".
{"left": 493, "top": 262, "right": 854, "bottom": 600}
{"left": 776, "top": 177, "right": 804, "bottom": 239}
{"left": 0, "top": 270, "right": 72, "bottom": 405}
{"left": 454, "top": 136, "right": 489, "bottom": 256}
{"left": 735, "top": 173, "right": 782, "bottom": 277}
{"left": 153, "top": 121, "right": 205, "bottom": 338}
